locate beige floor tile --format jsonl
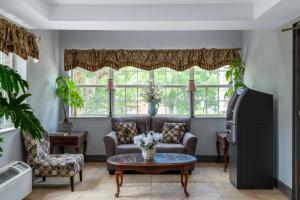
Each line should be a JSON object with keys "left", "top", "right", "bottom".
{"left": 78, "top": 191, "right": 115, "bottom": 200}
{"left": 151, "top": 174, "right": 181, "bottom": 183}
{"left": 25, "top": 162, "right": 289, "bottom": 200}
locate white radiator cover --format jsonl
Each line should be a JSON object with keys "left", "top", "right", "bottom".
{"left": 0, "top": 161, "right": 32, "bottom": 200}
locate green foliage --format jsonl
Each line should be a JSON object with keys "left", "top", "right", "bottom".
{"left": 0, "top": 64, "right": 45, "bottom": 140}
{"left": 225, "top": 58, "right": 246, "bottom": 98}
{"left": 56, "top": 76, "right": 84, "bottom": 120}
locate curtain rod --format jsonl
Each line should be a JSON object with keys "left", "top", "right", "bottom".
{"left": 282, "top": 21, "right": 300, "bottom": 32}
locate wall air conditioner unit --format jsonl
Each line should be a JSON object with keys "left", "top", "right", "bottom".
{"left": 0, "top": 161, "right": 32, "bottom": 200}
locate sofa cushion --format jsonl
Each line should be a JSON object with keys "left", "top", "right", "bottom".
{"left": 112, "top": 115, "right": 150, "bottom": 133}
{"left": 151, "top": 116, "right": 191, "bottom": 132}
{"left": 116, "top": 144, "right": 140, "bottom": 154}
{"left": 116, "top": 143, "right": 186, "bottom": 155}
{"left": 156, "top": 143, "right": 186, "bottom": 154}
{"left": 162, "top": 122, "right": 186, "bottom": 144}
{"left": 116, "top": 122, "right": 138, "bottom": 144}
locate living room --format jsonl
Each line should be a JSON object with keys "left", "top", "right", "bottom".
{"left": 0, "top": 0, "right": 299, "bottom": 200}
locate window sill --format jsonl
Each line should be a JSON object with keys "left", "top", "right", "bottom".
{"left": 193, "top": 116, "right": 226, "bottom": 119}
{"left": 0, "top": 127, "right": 17, "bottom": 134}
{"left": 69, "top": 115, "right": 226, "bottom": 119}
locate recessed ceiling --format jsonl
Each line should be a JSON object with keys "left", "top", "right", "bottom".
{"left": 45, "top": 0, "right": 255, "bottom": 5}
{"left": 0, "top": 0, "right": 299, "bottom": 30}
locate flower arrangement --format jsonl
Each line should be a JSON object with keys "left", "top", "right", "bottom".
{"left": 134, "top": 131, "right": 163, "bottom": 150}
{"left": 141, "top": 80, "right": 162, "bottom": 104}
{"left": 134, "top": 131, "right": 163, "bottom": 160}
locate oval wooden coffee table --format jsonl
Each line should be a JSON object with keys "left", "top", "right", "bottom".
{"left": 107, "top": 153, "right": 197, "bottom": 198}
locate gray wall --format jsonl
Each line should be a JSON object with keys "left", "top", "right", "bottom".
{"left": 61, "top": 30, "right": 242, "bottom": 156}
{"left": 0, "top": 30, "right": 61, "bottom": 165}
{"left": 242, "top": 24, "right": 294, "bottom": 187}
{"left": 27, "top": 30, "right": 60, "bottom": 132}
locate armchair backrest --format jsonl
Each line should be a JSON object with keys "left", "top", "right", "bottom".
{"left": 151, "top": 116, "right": 191, "bottom": 133}
{"left": 22, "top": 132, "right": 49, "bottom": 166}
{"left": 111, "top": 115, "right": 150, "bottom": 133}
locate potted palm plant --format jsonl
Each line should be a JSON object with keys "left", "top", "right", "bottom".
{"left": 225, "top": 58, "right": 247, "bottom": 98}
{"left": 55, "top": 76, "right": 83, "bottom": 132}
{"left": 0, "top": 64, "right": 45, "bottom": 156}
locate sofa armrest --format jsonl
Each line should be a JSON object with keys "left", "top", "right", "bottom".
{"left": 103, "top": 131, "right": 118, "bottom": 158}
{"left": 183, "top": 132, "right": 198, "bottom": 155}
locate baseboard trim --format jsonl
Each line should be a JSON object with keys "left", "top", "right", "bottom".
{"left": 274, "top": 179, "right": 294, "bottom": 199}
{"left": 85, "top": 155, "right": 223, "bottom": 163}
{"left": 85, "top": 155, "right": 107, "bottom": 162}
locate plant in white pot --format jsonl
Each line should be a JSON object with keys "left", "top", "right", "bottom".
{"left": 134, "top": 131, "right": 163, "bottom": 160}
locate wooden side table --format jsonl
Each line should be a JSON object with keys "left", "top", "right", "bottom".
{"left": 216, "top": 131, "right": 229, "bottom": 172}
{"left": 49, "top": 131, "right": 88, "bottom": 159}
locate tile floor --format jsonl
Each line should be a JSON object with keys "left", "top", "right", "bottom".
{"left": 25, "top": 162, "right": 289, "bottom": 200}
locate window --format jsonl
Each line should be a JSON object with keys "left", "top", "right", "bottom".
{"left": 71, "top": 67, "right": 109, "bottom": 116}
{"left": 154, "top": 68, "right": 189, "bottom": 115}
{"left": 0, "top": 52, "right": 13, "bottom": 128}
{"left": 114, "top": 67, "right": 148, "bottom": 115}
{"left": 194, "top": 66, "right": 229, "bottom": 116}
{"left": 70, "top": 65, "right": 229, "bottom": 117}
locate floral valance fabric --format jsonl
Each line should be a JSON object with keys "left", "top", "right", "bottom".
{"left": 0, "top": 19, "right": 39, "bottom": 60}
{"left": 64, "top": 48, "right": 240, "bottom": 72}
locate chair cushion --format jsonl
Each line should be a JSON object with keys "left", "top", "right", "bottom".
{"left": 116, "top": 143, "right": 186, "bottom": 155}
{"left": 116, "top": 121, "right": 138, "bottom": 144}
{"left": 33, "top": 154, "right": 84, "bottom": 177}
{"left": 162, "top": 122, "right": 186, "bottom": 144}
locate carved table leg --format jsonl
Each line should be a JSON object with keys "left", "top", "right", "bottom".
{"left": 115, "top": 171, "right": 122, "bottom": 197}
{"left": 183, "top": 170, "right": 189, "bottom": 198}
{"left": 120, "top": 172, "right": 123, "bottom": 186}
{"left": 181, "top": 172, "right": 184, "bottom": 187}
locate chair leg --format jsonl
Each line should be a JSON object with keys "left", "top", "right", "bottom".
{"left": 42, "top": 177, "right": 46, "bottom": 182}
{"left": 70, "top": 176, "right": 74, "bottom": 192}
{"left": 79, "top": 170, "right": 83, "bottom": 182}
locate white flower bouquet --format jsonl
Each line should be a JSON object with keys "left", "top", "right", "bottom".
{"left": 133, "top": 131, "right": 163, "bottom": 160}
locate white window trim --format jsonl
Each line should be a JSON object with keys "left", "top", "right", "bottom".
{"left": 70, "top": 67, "right": 229, "bottom": 117}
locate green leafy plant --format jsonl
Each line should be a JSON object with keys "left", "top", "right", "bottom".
{"left": 55, "top": 76, "right": 84, "bottom": 122}
{"left": 141, "top": 80, "right": 162, "bottom": 104}
{"left": 225, "top": 58, "right": 246, "bottom": 98}
{"left": 0, "top": 64, "right": 45, "bottom": 155}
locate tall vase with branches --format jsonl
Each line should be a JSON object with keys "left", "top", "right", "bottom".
{"left": 225, "top": 58, "right": 247, "bottom": 98}
{"left": 55, "top": 76, "right": 83, "bottom": 131}
{"left": 0, "top": 64, "right": 45, "bottom": 156}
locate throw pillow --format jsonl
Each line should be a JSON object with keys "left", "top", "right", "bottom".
{"left": 162, "top": 122, "right": 186, "bottom": 144}
{"left": 116, "top": 121, "right": 138, "bottom": 144}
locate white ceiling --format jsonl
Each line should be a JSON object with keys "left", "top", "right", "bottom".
{"left": 0, "top": 0, "right": 299, "bottom": 30}
{"left": 45, "top": 0, "right": 255, "bottom": 5}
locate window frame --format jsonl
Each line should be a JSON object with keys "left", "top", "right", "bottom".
{"left": 69, "top": 66, "right": 230, "bottom": 118}
{"left": 0, "top": 52, "right": 14, "bottom": 129}
{"left": 69, "top": 69, "right": 109, "bottom": 117}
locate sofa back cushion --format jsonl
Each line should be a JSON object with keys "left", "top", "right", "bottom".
{"left": 116, "top": 122, "right": 138, "bottom": 144}
{"left": 151, "top": 116, "right": 191, "bottom": 133}
{"left": 111, "top": 115, "right": 150, "bottom": 133}
{"left": 162, "top": 122, "right": 186, "bottom": 144}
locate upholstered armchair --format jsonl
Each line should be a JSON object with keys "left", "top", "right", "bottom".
{"left": 22, "top": 132, "right": 84, "bottom": 191}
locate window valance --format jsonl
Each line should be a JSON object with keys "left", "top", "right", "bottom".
{"left": 0, "top": 19, "right": 39, "bottom": 60}
{"left": 64, "top": 48, "right": 240, "bottom": 72}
